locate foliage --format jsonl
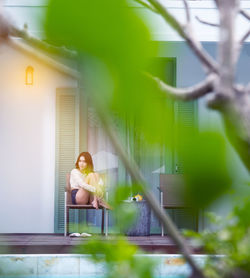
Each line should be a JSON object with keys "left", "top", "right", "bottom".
{"left": 109, "top": 184, "right": 137, "bottom": 232}
{"left": 183, "top": 197, "right": 250, "bottom": 278}
{"left": 45, "top": 0, "right": 175, "bottom": 146}
{"left": 179, "top": 129, "right": 233, "bottom": 209}
{"left": 77, "top": 236, "right": 156, "bottom": 278}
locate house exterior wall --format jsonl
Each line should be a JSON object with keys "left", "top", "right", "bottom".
{"left": 0, "top": 43, "right": 77, "bottom": 233}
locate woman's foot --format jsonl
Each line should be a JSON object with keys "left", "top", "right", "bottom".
{"left": 98, "top": 199, "right": 111, "bottom": 210}
{"left": 91, "top": 198, "right": 99, "bottom": 209}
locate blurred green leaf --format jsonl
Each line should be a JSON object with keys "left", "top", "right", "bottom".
{"left": 117, "top": 202, "right": 138, "bottom": 232}
{"left": 45, "top": 0, "right": 174, "bottom": 147}
{"left": 78, "top": 236, "right": 155, "bottom": 278}
{"left": 178, "top": 130, "right": 232, "bottom": 208}
{"left": 108, "top": 185, "right": 139, "bottom": 232}
{"left": 109, "top": 185, "right": 132, "bottom": 207}
{"left": 234, "top": 197, "right": 250, "bottom": 228}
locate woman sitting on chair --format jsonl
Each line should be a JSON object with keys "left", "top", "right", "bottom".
{"left": 70, "top": 151, "right": 107, "bottom": 209}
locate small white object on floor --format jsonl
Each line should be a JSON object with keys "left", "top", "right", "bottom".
{"left": 69, "top": 232, "right": 92, "bottom": 237}
{"left": 80, "top": 232, "right": 92, "bottom": 237}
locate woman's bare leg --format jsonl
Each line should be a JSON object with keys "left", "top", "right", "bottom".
{"left": 75, "top": 188, "right": 90, "bottom": 205}
{"left": 89, "top": 193, "right": 99, "bottom": 209}
{"left": 89, "top": 194, "right": 110, "bottom": 209}
{"left": 98, "top": 198, "right": 111, "bottom": 209}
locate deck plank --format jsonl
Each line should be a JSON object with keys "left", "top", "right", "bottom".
{"left": 0, "top": 234, "right": 202, "bottom": 254}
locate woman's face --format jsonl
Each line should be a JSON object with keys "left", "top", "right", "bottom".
{"left": 78, "top": 156, "right": 87, "bottom": 171}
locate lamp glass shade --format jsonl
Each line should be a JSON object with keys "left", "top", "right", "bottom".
{"left": 25, "top": 66, "right": 34, "bottom": 85}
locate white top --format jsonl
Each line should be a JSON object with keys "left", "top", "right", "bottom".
{"left": 70, "top": 169, "right": 96, "bottom": 193}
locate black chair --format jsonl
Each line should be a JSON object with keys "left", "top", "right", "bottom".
{"left": 158, "top": 174, "right": 199, "bottom": 236}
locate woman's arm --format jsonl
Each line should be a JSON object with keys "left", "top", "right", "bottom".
{"left": 86, "top": 173, "right": 105, "bottom": 198}
{"left": 70, "top": 169, "right": 96, "bottom": 193}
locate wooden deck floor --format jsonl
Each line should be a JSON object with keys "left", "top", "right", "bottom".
{"left": 0, "top": 234, "right": 202, "bottom": 254}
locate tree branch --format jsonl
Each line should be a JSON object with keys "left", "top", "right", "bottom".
{"left": 240, "top": 9, "right": 250, "bottom": 21}
{"left": 182, "top": 0, "right": 190, "bottom": 23}
{"left": 133, "top": 0, "right": 158, "bottom": 13}
{"left": 235, "top": 28, "right": 250, "bottom": 62}
{"left": 0, "top": 14, "right": 11, "bottom": 39}
{"left": 239, "top": 28, "right": 250, "bottom": 45}
{"left": 146, "top": 73, "right": 215, "bottom": 100}
{"left": 195, "top": 16, "right": 219, "bottom": 27}
{"left": 147, "top": 0, "right": 219, "bottom": 74}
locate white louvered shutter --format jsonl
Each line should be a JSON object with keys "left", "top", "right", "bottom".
{"left": 55, "top": 88, "right": 79, "bottom": 233}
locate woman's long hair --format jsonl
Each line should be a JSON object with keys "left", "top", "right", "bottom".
{"left": 75, "top": 152, "right": 94, "bottom": 174}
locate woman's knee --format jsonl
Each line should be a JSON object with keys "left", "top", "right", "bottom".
{"left": 76, "top": 188, "right": 90, "bottom": 204}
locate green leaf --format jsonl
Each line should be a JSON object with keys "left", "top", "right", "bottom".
{"left": 45, "top": 0, "right": 173, "bottom": 147}
{"left": 178, "top": 130, "right": 232, "bottom": 208}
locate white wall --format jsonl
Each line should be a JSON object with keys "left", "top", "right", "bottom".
{"left": 3, "top": 0, "right": 250, "bottom": 42}
{"left": 0, "top": 42, "right": 77, "bottom": 233}
{"left": 132, "top": 0, "right": 250, "bottom": 42}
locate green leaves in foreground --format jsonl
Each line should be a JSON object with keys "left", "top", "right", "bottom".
{"left": 178, "top": 129, "right": 232, "bottom": 209}
{"left": 183, "top": 198, "right": 250, "bottom": 278}
{"left": 45, "top": 0, "right": 173, "bottom": 146}
{"left": 108, "top": 184, "right": 141, "bottom": 233}
{"left": 78, "top": 237, "right": 156, "bottom": 278}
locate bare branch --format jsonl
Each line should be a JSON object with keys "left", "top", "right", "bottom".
{"left": 0, "top": 14, "right": 11, "bottom": 39}
{"left": 195, "top": 16, "right": 219, "bottom": 27}
{"left": 240, "top": 28, "right": 250, "bottom": 45}
{"left": 147, "top": 73, "right": 215, "bottom": 100}
{"left": 235, "top": 28, "right": 250, "bottom": 62}
{"left": 132, "top": 0, "right": 158, "bottom": 13}
{"left": 147, "top": 0, "right": 219, "bottom": 74}
{"left": 240, "top": 9, "right": 250, "bottom": 21}
{"left": 182, "top": 0, "right": 190, "bottom": 23}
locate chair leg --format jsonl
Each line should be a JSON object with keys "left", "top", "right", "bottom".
{"left": 101, "top": 209, "right": 104, "bottom": 235}
{"left": 64, "top": 207, "right": 67, "bottom": 237}
{"left": 64, "top": 193, "right": 67, "bottom": 236}
{"left": 105, "top": 208, "right": 109, "bottom": 236}
{"left": 105, "top": 191, "right": 109, "bottom": 236}
{"left": 66, "top": 208, "right": 69, "bottom": 236}
{"left": 161, "top": 192, "right": 164, "bottom": 237}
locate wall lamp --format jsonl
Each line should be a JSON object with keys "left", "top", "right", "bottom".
{"left": 25, "top": 66, "right": 34, "bottom": 85}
